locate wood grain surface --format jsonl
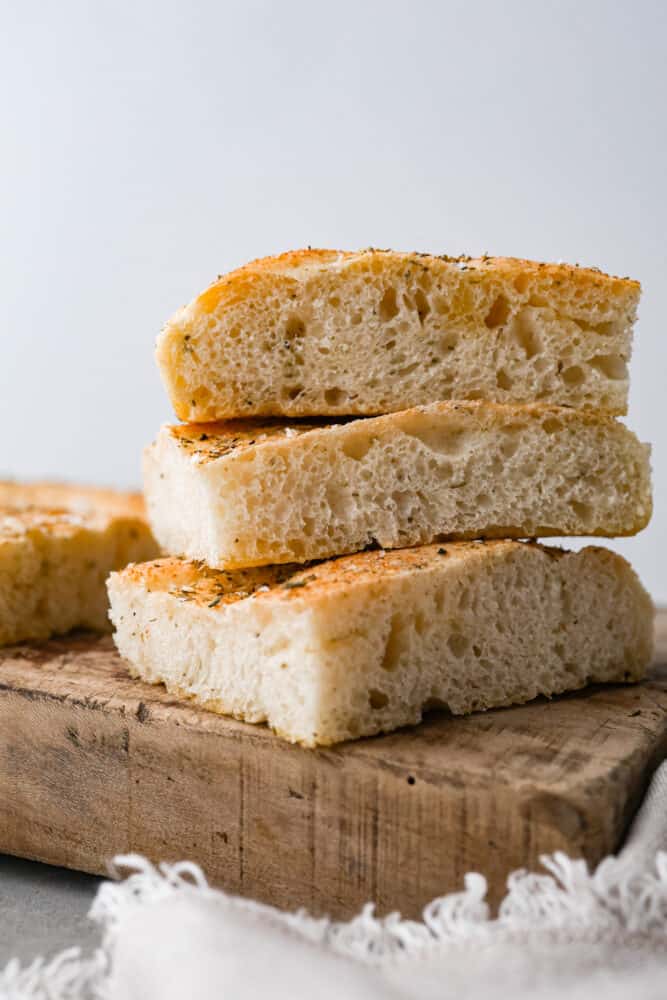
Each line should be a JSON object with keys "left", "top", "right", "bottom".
{"left": 1, "top": 611, "right": 666, "bottom": 918}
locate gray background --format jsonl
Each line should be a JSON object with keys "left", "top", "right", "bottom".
{"left": 0, "top": 857, "right": 98, "bottom": 964}
{"left": 0, "top": 0, "right": 666, "bottom": 963}
{"left": 1, "top": 0, "right": 665, "bottom": 598}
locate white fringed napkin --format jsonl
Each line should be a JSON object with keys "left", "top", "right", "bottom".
{"left": 3, "top": 763, "right": 667, "bottom": 1000}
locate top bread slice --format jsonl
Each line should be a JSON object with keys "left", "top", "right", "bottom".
{"left": 156, "top": 249, "right": 639, "bottom": 420}
{"left": 0, "top": 481, "right": 159, "bottom": 646}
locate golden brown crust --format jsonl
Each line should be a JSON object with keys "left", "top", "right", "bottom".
{"left": 118, "top": 540, "right": 574, "bottom": 609}
{"left": 190, "top": 248, "right": 639, "bottom": 318}
{"left": 0, "top": 481, "right": 151, "bottom": 542}
{"left": 0, "top": 480, "right": 147, "bottom": 517}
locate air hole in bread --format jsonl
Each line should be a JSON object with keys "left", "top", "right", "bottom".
{"left": 414, "top": 611, "right": 426, "bottom": 635}
{"left": 448, "top": 632, "right": 469, "bottom": 657}
{"left": 569, "top": 499, "right": 593, "bottom": 524}
{"left": 414, "top": 288, "right": 431, "bottom": 323}
{"left": 573, "top": 318, "right": 615, "bottom": 335}
{"left": 379, "top": 287, "right": 399, "bottom": 321}
{"left": 401, "top": 421, "right": 471, "bottom": 456}
{"left": 528, "top": 294, "right": 549, "bottom": 307}
{"left": 589, "top": 354, "right": 628, "bottom": 381}
{"left": 475, "top": 493, "right": 492, "bottom": 511}
{"left": 328, "top": 295, "right": 340, "bottom": 307}
{"left": 541, "top": 417, "right": 563, "bottom": 434}
{"left": 496, "top": 369, "right": 513, "bottom": 390}
{"left": 190, "top": 386, "right": 211, "bottom": 406}
{"left": 562, "top": 365, "right": 585, "bottom": 386}
{"left": 369, "top": 689, "right": 389, "bottom": 710}
{"left": 381, "top": 614, "right": 404, "bottom": 671}
{"left": 513, "top": 310, "right": 542, "bottom": 358}
{"left": 439, "top": 331, "right": 458, "bottom": 353}
{"left": 513, "top": 273, "right": 530, "bottom": 294}
{"left": 423, "top": 697, "right": 449, "bottom": 713}
{"left": 484, "top": 294, "right": 511, "bottom": 328}
{"left": 324, "top": 387, "right": 346, "bottom": 406}
{"left": 285, "top": 315, "right": 306, "bottom": 339}
{"left": 342, "top": 436, "right": 372, "bottom": 461}
{"left": 286, "top": 537, "right": 306, "bottom": 558}
{"left": 431, "top": 459, "right": 453, "bottom": 482}
{"left": 325, "top": 485, "right": 352, "bottom": 520}
{"left": 391, "top": 490, "right": 413, "bottom": 516}
{"left": 500, "top": 431, "right": 520, "bottom": 459}
{"left": 283, "top": 385, "right": 304, "bottom": 400}
{"left": 433, "top": 295, "right": 450, "bottom": 315}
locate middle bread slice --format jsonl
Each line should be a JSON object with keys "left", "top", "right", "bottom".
{"left": 144, "top": 401, "right": 651, "bottom": 569}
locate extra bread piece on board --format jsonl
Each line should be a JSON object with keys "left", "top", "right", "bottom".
{"left": 156, "top": 249, "right": 639, "bottom": 420}
{"left": 0, "top": 482, "right": 159, "bottom": 646}
{"left": 143, "top": 402, "right": 651, "bottom": 570}
{"left": 108, "top": 541, "right": 654, "bottom": 747}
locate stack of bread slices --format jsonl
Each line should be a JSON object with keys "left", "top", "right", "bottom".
{"left": 108, "top": 249, "right": 654, "bottom": 747}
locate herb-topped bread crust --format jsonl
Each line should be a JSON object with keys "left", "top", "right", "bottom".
{"left": 108, "top": 540, "right": 654, "bottom": 746}
{"left": 157, "top": 248, "right": 639, "bottom": 420}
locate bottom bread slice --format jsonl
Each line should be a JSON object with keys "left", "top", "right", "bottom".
{"left": 0, "top": 482, "right": 159, "bottom": 646}
{"left": 108, "top": 541, "right": 654, "bottom": 747}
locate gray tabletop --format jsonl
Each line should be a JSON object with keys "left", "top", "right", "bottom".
{"left": 0, "top": 855, "right": 100, "bottom": 967}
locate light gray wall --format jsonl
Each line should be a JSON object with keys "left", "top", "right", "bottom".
{"left": 1, "top": 0, "right": 665, "bottom": 598}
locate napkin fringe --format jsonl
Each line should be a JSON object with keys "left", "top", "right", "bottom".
{"left": 3, "top": 844, "right": 667, "bottom": 997}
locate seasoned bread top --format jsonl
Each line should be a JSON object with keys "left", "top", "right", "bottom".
{"left": 116, "top": 540, "right": 583, "bottom": 610}
{"left": 181, "top": 249, "right": 639, "bottom": 318}
{"left": 158, "top": 400, "right": 632, "bottom": 467}
{"left": 0, "top": 481, "right": 150, "bottom": 542}
{"left": 0, "top": 480, "right": 147, "bottom": 518}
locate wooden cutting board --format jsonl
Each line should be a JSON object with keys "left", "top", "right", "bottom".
{"left": 1, "top": 610, "right": 666, "bottom": 919}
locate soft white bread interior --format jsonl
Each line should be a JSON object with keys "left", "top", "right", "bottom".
{"left": 156, "top": 249, "right": 639, "bottom": 420}
{"left": 0, "top": 483, "right": 159, "bottom": 646}
{"left": 143, "top": 402, "right": 651, "bottom": 570}
{"left": 108, "top": 541, "right": 654, "bottom": 747}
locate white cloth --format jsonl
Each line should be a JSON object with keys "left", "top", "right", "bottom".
{"left": 2, "top": 762, "right": 667, "bottom": 1000}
